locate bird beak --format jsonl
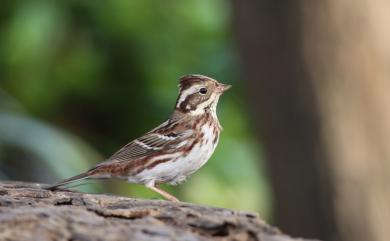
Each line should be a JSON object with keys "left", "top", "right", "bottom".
{"left": 216, "top": 83, "right": 232, "bottom": 93}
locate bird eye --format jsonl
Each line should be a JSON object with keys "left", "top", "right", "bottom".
{"left": 199, "top": 87, "right": 208, "bottom": 95}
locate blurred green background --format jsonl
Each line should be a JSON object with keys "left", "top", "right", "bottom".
{"left": 3, "top": 1, "right": 388, "bottom": 241}
{"left": 0, "top": 0, "right": 271, "bottom": 216}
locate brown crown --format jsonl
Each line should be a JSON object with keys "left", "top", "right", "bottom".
{"left": 179, "top": 74, "right": 216, "bottom": 90}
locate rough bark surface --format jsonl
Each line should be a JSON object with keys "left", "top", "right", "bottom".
{"left": 0, "top": 181, "right": 317, "bottom": 241}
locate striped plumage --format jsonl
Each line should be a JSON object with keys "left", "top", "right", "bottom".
{"left": 47, "top": 74, "right": 231, "bottom": 201}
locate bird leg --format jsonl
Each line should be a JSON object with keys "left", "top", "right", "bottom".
{"left": 146, "top": 183, "right": 179, "bottom": 202}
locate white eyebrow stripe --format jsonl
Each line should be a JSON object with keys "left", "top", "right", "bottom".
{"left": 176, "top": 84, "right": 202, "bottom": 107}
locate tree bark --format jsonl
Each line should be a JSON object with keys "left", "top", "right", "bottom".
{"left": 231, "top": 1, "right": 390, "bottom": 241}
{"left": 301, "top": 2, "right": 390, "bottom": 241}
{"left": 230, "top": 1, "right": 337, "bottom": 240}
{"left": 0, "top": 181, "right": 317, "bottom": 241}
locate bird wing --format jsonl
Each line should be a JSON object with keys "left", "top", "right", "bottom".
{"left": 97, "top": 121, "right": 193, "bottom": 166}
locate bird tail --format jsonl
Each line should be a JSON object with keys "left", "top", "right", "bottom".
{"left": 46, "top": 172, "right": 92, "bottom": 190}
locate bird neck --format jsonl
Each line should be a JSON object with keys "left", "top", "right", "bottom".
{"left": 171, "top": 106, "right": 221, "bottom": 130}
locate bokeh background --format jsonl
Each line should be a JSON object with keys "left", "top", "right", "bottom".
{"left": 1, "top": 1, "right": 390, "bottom": 241}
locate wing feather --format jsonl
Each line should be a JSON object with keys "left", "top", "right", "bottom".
{"left": 97, "top": 122, "right": 193, "bottom": 166}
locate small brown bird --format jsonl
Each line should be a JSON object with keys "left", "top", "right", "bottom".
{"left": 47, "top": 74, "right": 231, "bottom": 202}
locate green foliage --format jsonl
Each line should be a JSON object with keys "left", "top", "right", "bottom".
{"left": 0, "top": 0, "right": 271, "bottom": 215}
{"left": 0, "top": 110, "right": 102, "bottom": 193}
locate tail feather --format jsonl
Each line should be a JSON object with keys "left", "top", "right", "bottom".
{"left": 46, "top": 172, "right": 91, "bottom": 190}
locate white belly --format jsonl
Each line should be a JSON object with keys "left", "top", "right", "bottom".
{"left": 129, "top": 124, "right": 219, "bottom": 185}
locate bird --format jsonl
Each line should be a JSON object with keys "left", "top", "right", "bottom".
{"left": 46, "top": 74, "right": 231, "bottom": 202}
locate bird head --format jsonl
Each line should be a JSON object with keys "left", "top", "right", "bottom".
{"left": 175, "top": 74, "right": 231, "bottom": 115}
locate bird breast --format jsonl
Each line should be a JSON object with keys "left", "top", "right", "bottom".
{"left": 130, "top": 120, "right": 220, "bottom": 185}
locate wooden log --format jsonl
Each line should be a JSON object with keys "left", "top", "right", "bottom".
{"left": 0, "top": 181, "right": 319, "bottom": 241}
